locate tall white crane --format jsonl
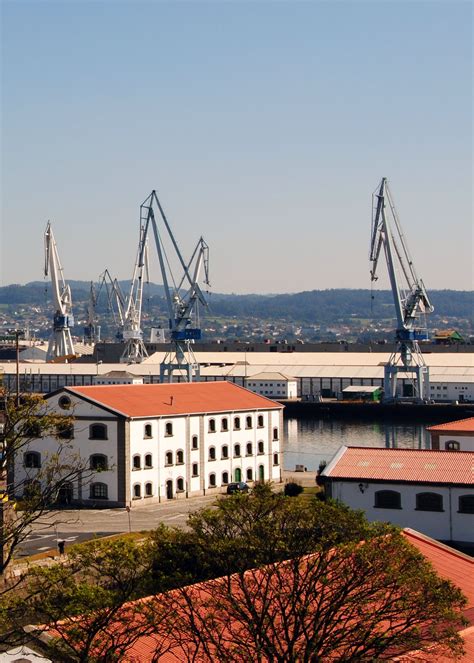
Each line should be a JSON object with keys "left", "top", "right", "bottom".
{"left": 44, "top": 222, "right": 75, "bottom": 361}
{"left": 140, "top": 190, "right": 210, "bottom": 382}
{"left": 369, "top": 177, "right": 434, "bottom": 402}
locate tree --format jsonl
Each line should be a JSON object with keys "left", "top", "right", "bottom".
{"left": 0, "top": 388, "right": 90, "bottom": 575}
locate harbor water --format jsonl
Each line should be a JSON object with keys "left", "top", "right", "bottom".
{"left": 283, "top": 417, "right": 433, "bottom": 472}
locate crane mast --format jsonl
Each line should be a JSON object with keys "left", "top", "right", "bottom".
{"left": 83, "top": 281, "right": 100, "bottom": 345}
{"left": 140, "top": 190, "right": 210, "bottom": 382}
{"left": 44, "top": 222, "right": 75, "bottom": 361}
{"left": 370, "top": 178, "right": 434, "bottom": 402}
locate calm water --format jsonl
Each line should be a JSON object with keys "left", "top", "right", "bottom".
{"left": 283, "top": 418, "right": 432, "bottom": 472}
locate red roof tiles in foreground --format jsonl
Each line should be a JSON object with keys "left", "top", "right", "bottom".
{"left": 427, "top": 417, "right": 474, "bottom": 434}
{"left": 323, "top": 446, "right": 474, "bottom": 486}
{"left": 63, "top": 381, "right": 283, "bottom": 418}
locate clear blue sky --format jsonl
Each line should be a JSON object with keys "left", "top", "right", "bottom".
{"left": 1, "top": 0, "right": 472, "bottom": 294}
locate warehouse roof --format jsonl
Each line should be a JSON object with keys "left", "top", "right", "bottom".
{"left": 427, "top": 417, "right": 474, "bottom": 434}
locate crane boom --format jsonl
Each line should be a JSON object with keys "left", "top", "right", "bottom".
{"left": 369, "top": 178, "right": 433, "bottom": 402}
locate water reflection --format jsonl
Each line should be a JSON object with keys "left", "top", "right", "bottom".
{"left": 283, "top": 417, "right": 432, "bottom": 472}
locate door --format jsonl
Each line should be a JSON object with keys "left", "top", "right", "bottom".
{"left": 166, "top": 480, "right": 173, "bottom": 500}
{"left": 259, "top": 465, "right": 265, "bottom": 481}
{"left": 57, "top": 483, "right": 73, "bottom": 506}
{"left": 234, "top": 468, "right": 242, "bottom": 482}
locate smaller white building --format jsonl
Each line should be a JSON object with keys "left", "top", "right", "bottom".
{"left": 93, "top": 370, "right": 144, "bottom": 385}
{"left": 320, "top": 446, "right": 474, "bottom": 544}
{"left": 244, "top": 372, "right": 297, "bottom": 399}
{"left": 427, "top": 417, "right": 474, "bottom": 452}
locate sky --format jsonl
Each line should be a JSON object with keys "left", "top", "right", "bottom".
{"left": 1, "top": 0, "right": 472, "bottom": 295}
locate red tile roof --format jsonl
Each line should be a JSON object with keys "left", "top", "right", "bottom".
{"left": 427, "top": 417, "right": 474, "bottom": 434}
{"left": 323, "top": 446, "right": 474, "bottom": 485}
{"left": 62, "top": 381, "right": 283, "bottom": 418}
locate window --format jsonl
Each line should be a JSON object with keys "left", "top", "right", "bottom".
{"left": 192, "top": 463, "right": 199, "bottom": 477}
{"left": 89, "top": 423, "right": 107, "bottom": 440}
{"left": 144, "top": 454, "right": 152, "bottom": 468}
{"left": 246, "top": 468, "right": 253, "bottom": 481}
{"left": 221, "top": 418, "right": 229, "bottom": 432}
{"left": 145, "top": 482, "right": 153, "bottom": 497}
{"left": 234, "top": 417, "right": 241, "bottom": 430}
{"left": 133, "top": 484, "right": 141, "bottom": 499}
{"left": 177, "top": 477, "right": 185, "bottom": 492}
{"left": 222, "top": 471, "right": 229, "bottom": 485}
{"left": 209, "top": 419, "right": 216, "bottom": 433}
{"left": 90, "top": 454, "right": 107, "bottom": 471}
{"left": 246, "top": 442, "right": 253, "bottom": 456}
{"left": 90, "top": 482, "right": 108, "bottom": 500}
{"left": 144, "top": 424, "right": 152, "bottom": 439}
{"left": 208, "top": 447, "right": 216, "bottom": 461}
{"left": 273, "top": 453, "right": 279, "bottom": 466}
{"left": 416, "top": 492, "right": 443, "bottom": 512}
{"left": 374, "top": 490, "right": 401, "bottom": 509}
{"left": 133, "top": 455, "right": 141, "bottom": 470}
{"left": 165, "top": 422, "right": 173, "bottom": 437}
{"left": 192, "top": 435, "right": 199, "bottom": 450}
{"left": 165, "top": 451, "right": 173, "bottom": 466}
{"left": 246, "top": 416, "right": 252, "bottom": 429}
{"left": 57, "top": 423, "right": 74, "bottom": 440}
{"left": 257, "top": 415, "right": 264, "bottom": 428}
{"left": 209, "top": 473, "right": 216, "bottom": 487}
{"left": 234, "top": 444, "right": 241, "bottom": 458}
{"left": 24, "top": 451, "right": 41, "bottom": 469}
{"left": 445, "top": 440, "right": 461, "bottom": 451}
{"left": 458, "top": 495, "right": 474, "bottom": 514}
{"left": 176, "top": 449, "right": 184, "bottom": 465}
{"left": 273, "top": 427, "right": 279, "bottom": 441}
{"left": 221, "top": 445, "right": 229, "bottom": 459}
{"left": 58, "top": 395, "right": 72, "bottom": 410}
{"left": 258, "top": 441, "right": 264, "bottom": 454}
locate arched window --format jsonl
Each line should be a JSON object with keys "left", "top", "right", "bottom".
{"left": 208, "top": 447, "right": 216, "bottom": 461}
{"left": 246, "top": 416, "right": 252, "bottom": 429}
{"left": 246, "top": 442, "right": 253, "bottom": 456}
{"left": 234, "top": 416, "right": 241, "bottom": 430}
{"left": 416, "top": 492, "right": 443, "bottom": 512}
{"left": 458, "top": 495, "right": 474, "bottom": 514}
{"left": 143, "top": 454, "right": 152, "bottom": 468}
{"left": 90, "top": 482, "right": 108, "bottom": 500}
{"left": 257, "top": 415, "right": 264, "bottom": 428}
{"left": 273, "top": 453, "right": 279, "bottom": 466}
{"left": 176, "top": 477, "right": 185, "bottom": 492}
{"left": 222, "top": 471, "right": 229, "bottom": 485}
{"left": 209, "top": 419, "right": 216, "bottom": 433}
{"left": 165, "top": 451, "right": 173, "bottom": 466}
{"left": 209, "top": 473, "right": 216, "bottom": 487}
{"left": 176, "top": 449, "right": 184, "bottom": 465}
{"left": 221, "top": 445, "right": 229, "bottom": 459}
{"left": 90, "top": 454, "right": 108, "bottom": 471}
{"left": 192, "top": 463, "right": 199, "bottom": 477}
{"left": 246, "top": 468, "right": 253, "bottom": 481}
{"left": 132, "top": 455, "right": 141, "bottom": 470}
{"left": 221, "top": 418, "right": 229, "bottom": 432}
{"left": 24, "top": 451, "right": 41, "bottom": 469}
{"left": 145, "top": 482, "right": 153, "bottom": 497}
{"left": 144, "top": 424, "right": 152, "bottom": 439}
{"left": 165, "top": 422, "right": 173, "bottom": 437}
{"left": 57, "top": 422, "right": 74, "bottom": 440}
{"left": 89, "top": 424, "right": 107, "bottom": 440}
{"left": 258, "top": 441, "right": 264, "bottom": 454}
{"left": 374, "top": 490, "right": 402, "bottom": 509}
{"left": 273, "top": 427, "right": 279, "bottom": 441}
{"left": 58, "top": 395, "right": 72, "bottom": 410}
{"left": 133, "top": 484, "right": 141, "bottom": 499}
{"left": 192, "top": 435, "right": 199, "bottom": 450}
{"left": 445, "top": 440, "right": 460, "bottom": 451}
{"left": 234, "top": 444, "right": 241, "bottom": 458}
{"left": 234, "top": 468, "right": 242, "bottom": 482}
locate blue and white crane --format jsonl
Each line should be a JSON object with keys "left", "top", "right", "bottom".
{"left": 369, "top": 177, "right": 434, "bottom": 402}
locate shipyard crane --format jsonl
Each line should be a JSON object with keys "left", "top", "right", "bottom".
{"left": 44, "top": 222, "right": 75, "bottom": 361}
{"left": 369, "top": 177, "right": 434, "bottom": 402}
{"left": 140, "top": 190, "right": 210, "bottom": 382}
{"left": 97, "top": 269, "right": 126, "bottom": 340}
{"left": 83, "top": 281, "right": 100, "bottom": 344}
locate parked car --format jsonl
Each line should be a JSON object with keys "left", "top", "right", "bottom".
{"left": 226, "top": 481, "right": 249, "bottom": 495}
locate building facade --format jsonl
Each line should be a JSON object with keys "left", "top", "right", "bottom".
{"left": 244, "top": 372, "right": 297, "bottom": 399}
{"left": 428, "top": 417, "right": 474, "bottom": 452}
{"left": 14, "top": 381, "right": 284, "bottom": 508}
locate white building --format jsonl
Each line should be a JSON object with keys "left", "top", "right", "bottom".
{"left": 15, "top": 381, "right": 283, "bottom": 508}
{"left": 93, "top": 370, "right": 144, "bottom": 385}
{"left": 244, "top": 372, "right": 297, "bottom": 399}
{"left": 428, "top": 417, "right": 474, "bottom": 452}
{"left": 320, "top": 446, "right": 474, "bottom": 544}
